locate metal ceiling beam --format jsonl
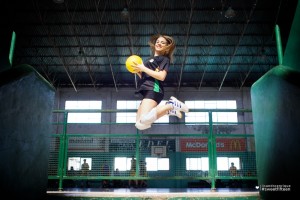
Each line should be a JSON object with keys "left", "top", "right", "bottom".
{"left": 32, "top": 0, "right": 77, "bottom": 92}
{"left": 239, "top": 39, "right": 268, "bottom": 89}
{"left": 16, "top": 0, "right": 292, "bottom": 89}
{"left": 177, "top": 0, "right": 195, "bottom": 91}
{"left": 37, "top": 56, "right": 57, "bottom": 86}
{"left": 95, "top": 0, "right": 118, "bottom": 92}
{"left": 153, "top": 0, "right": 167, "bottom": 33}
{"left": 197, "top": 21, "right": 220, "bottom": 90}
{"left": 126, "top": 0, "right": 134, "bottom": 55}
{"left": 123, "top": 0, "right": 139, "bottom": 90}
{"left": 239, "top": 62, "right": 255, "bottom": 89}
{"left": 18, "top": 37, "right": 57, "bottom": 86}
{"left": 65, "top": 1, "right": 97, "bottom": 89}
{"left": 248, "top": 0, "right": 285, "bottom": 90}
{"left": 218, "top": 0, "right": 257, "bottom": 91}
{"left": 197, "top": 0, "right": 225, "bottom": 90}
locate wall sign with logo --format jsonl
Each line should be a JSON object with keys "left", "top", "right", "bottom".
{"left": 68, "top": 137, "right": 106, "bottom": 152}
{"left": 109, "top": 139, "right": 176, "bottom": 152}
{"left": 180, "top": 138, "right": 246, "bottom": 152}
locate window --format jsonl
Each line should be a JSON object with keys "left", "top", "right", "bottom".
{"left": 186, "top": 157, "right": 240, "bottom": 171}
{"left": 114, "top": 157, "right": 170, "bottom": 171}
{"left": 186, "top": 157, "right": 209, "bottom": 171}
{"left": 185, "top": 100, "right": 237, "bottom": 124}
{"left": 116, "top": 100, "right": 169, "bottom": 123}
{"left": 145, "top": 157, "right": 169, "bottom": 171}
{"left": 114, "top": 157, "right": 132, "bottom": 171}
{"left": 68, "top": 157, "right": 92, "bottom": 170}
{"left": 116, "top": 101, "right": 140, "bottom": 123}
{"left": 65, "top": 101, "right": 102, "bottom": 123}
{"left": 68, "top": 157, "right": 81, "bottom": 170}
{"left": 217, "top": 157, "right": 240, "bottom": 170}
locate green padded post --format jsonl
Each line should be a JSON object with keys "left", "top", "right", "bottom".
{"left": 251, "top": 66, "right": 300, "bottom": 199}
{"left": 251, "top": 1, "right": 300, "bottom": 199}
{"left": 275, "top": 25, "right": 283, "bottom": 65}
{"left": 9, "top": 31, "right": 16, "bottom": 66}
{"left": 0, "top": 65, "right": 55, "bottom": 199}
{"left": 282, "top": 1, "right": 300, "bottom": 70}
{"left": 0, "top": 27, "right": 55, "bottom": 198}
{"left": 0, "top": 31, "right": 15, "bottom": 72}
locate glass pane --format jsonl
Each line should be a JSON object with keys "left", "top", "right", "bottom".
{"left": 145, "top": 157, "right": 158, "bottom": 171}
{"left": 158, "top": 158, "right": 169, "bottom": 170}
{"left": 68, "top": 113, "right": 101, "bottom": 123}
{"left": 205, "top": 101, "right": 216, "bottom": 109}
{"left": 80, "top": 158, "right": 92, "bottom": 170}
{"left": 201, "top": 157, "right": 209, "bottom": 171}
{"left": 226, "top": 101, "right": 237, "bottom": 108}
{"left": 114, "top": 157, "right": 127, "bottom": 171}
{"left": 66, "top": 101, "right": 102, "bottom": 109}
{"left": 184, "top": 100, "right": 238, "bottom": 124}
{"left": 217, "top": 157, "right": 228, "bottom": 170}
{"left": 186, "top": 158, "right": 199, "bottom": 170}
{"left": 228, "top": 157, "right": 240, "bottom": 170}
{"left": 186, "top": 112, "right": 208, "bottom": 123}
{"left": 65, "top": 101, "right": 102, "bottom": 123}
{"left": 127, "top": 157, "right": 133, "bottom": 171}
{"left": 68, "top": 157, "right": 81, "bottom": 170}
{"left": 117, "top": 113, "right": 136, "bottom": 123}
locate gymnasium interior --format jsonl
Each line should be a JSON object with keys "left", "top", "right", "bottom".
{"left": 1, "top": 0, "right": 299, "bottom": 199}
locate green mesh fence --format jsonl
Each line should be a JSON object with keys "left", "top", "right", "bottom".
{"left": 48, "top": 109, "right": 257, "bottom": 190}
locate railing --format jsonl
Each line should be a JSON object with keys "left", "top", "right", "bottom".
{"left": 48, "top": 109, "right": 257, "bottom": 191}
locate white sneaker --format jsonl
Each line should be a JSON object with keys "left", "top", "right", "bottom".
{"left": 168, "top": 110, "right": 182, "bottom": 118}
{"left": 168, "top": 96, "right": 189, "bottom": 113}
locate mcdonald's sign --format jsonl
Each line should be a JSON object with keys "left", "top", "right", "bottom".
{"left": 180, "top": 138, "right": 246, "bottom": 152}
{"left": 229, "top": 139, "right": 243, "bottom": 151}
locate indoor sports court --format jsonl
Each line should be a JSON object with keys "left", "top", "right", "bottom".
{"left": 1, "top": 0, "right": 299, "bottom": 199}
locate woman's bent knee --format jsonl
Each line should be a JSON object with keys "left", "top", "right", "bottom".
{"left": 135, "top": 121, "right": 151, "bottom": 130}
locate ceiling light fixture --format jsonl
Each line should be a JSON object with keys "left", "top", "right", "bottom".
{"left": 225, "top": 7, "right": 236, "bottom": 18}
{"left": 78, "top": 47, "right": 84, "bottom": 57}
{"left": 121, "top": 8, "right": 129, "bottom": 19}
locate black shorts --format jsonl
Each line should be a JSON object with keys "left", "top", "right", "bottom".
{"left": 140, "top": 90, "right": 164, "bottom": 104}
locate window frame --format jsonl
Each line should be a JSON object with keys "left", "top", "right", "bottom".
{"left": 184, "top": 100, "right": 238, "bottom": 125}
{"left": 65, "top": 100, "right": 102, "bottom": 123}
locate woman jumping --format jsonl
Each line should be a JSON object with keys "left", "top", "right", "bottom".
{"left": 132, "top": 34, "right": 189, "bottom": 130}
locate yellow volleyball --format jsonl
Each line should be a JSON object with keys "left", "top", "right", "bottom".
{"left": 125, "top": 55, "right": 143, "bottom": 73}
